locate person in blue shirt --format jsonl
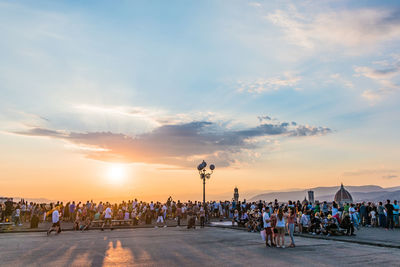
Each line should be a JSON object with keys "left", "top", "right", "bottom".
{"left": 393, "top": 200, "right": 399, "bottom": 227}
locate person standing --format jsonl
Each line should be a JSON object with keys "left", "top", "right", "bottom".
{"left": 69, "top": 201, "right": 76, "bottom": 222}
{"left": 360, "top": 203, "right": 367, "bottom": 226}
{"left": 275, "top": 208, "right": 286, "bottom": 248}
{"left": 199, "top": 205, "right": 205, "bottom": 228}
{"left": 21, "top": 202, "right": 26, "bottom": 223}
{"left": 176, "top": 202, "right": 182, "bottom": 227}
{"left": 287, "top": 208, "right": 296, "bottom": 248}
{"left": 385, "top": 200, "right": 394, "bottom": 230}
{"left": 47, "top": 207, "right": 61, "bottom": 236}
{"left": 349, "top": 204, "right": 359, "bottom": 229}
{"left": 370, "top": 207, "right": 377, "bottom": 227}
{"left": 263, "top": 207, "right": 273, "bottom": 247}
{"left": 393, "top": 200, "right": 399, "bottom": 227}
{"left": 156, "top": 206, "right": 166, "bottom": 228}
{"left": 14, "top": 205, "right": 21, "bottom": 226}
{"left": 378, "top": 202, "right": 385, "bottom": 227}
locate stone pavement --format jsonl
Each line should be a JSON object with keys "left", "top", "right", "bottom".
{"left": 1, "top": 227, "right": 400, "bottom": 267}
{"left": 300, "top": 226, "right": 400, "bottom": 248}
{"left": 0, "top": 219, "right": 190, "bottom": 233}
{"left": 211, "top": 221, "right": 400, "bottom": 248}
{"left": 3, "top": 220, "right": 400, "bottom": 248}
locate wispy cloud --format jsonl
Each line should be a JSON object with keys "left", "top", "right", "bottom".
{"left": 354, "top": 56, "right": 400, "bottom": 100}
{"left": 343, "top": 168, "right": 398, "bottom": 178}
{"left": 266, "top": 7, "right": 400, "bottom": 53}
{"left": 249, "top": 2, "right": 262, "bottom": 8}
{"left": 382, "top": 175, "right": 398, "bottom": 179}
{"left": 238, "top": 72, "right": 301, "bottom": 94}
{"left": 329, "top": 73, "right": 354, "bottom": 89}
{"left": 12, "top": 117, "right": 331, "bottom": 168}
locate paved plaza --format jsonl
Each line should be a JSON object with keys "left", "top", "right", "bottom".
{"left": 1, "top": 227, "right": 400, "bottom": 267}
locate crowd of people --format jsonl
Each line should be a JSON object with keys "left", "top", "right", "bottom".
{"left": 0, "top": 197, "right": 208, "bottom": 232}
{"left": 232, "top": 199, "right": 399, "bottom": 248}
{"left": 1, "top": 197, "right": 399, "bottom": 246}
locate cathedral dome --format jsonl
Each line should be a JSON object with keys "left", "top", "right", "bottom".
{"left": 334, "top": 183, "right": 353, "bottom": 204}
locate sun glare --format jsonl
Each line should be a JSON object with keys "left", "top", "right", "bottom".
{"left": 107, "top": 164, "right": 126, "bottom": 184}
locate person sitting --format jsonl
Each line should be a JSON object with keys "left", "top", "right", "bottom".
{"left": 340, "top": 213, "right": 355, "bottom": 236}
{"left": 310, "top": 213, "right": 322, "bottom": 235}
{"left": 325, "top": 215, "right": 339, "bottom": 236}
{"left": 232, "top": 209, "right": 239, "bottom": 226}
{"left": 300, "top": 212, "right": 310, "bottom": 233}
{"left": 81, "top": 216, "right": 91, "bottom": 231}
{"left": 239, "top": 212, "right": 249, "bottom": 227}
{"left": 320, "top": 213, "right": 329, "bottom": 235}
{"left": 73, "top": 213, "right": 81, "bottom": 231}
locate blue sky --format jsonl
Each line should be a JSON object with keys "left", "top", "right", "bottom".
{"left": 1, "top": 0, "right": 400, "bottom": 199}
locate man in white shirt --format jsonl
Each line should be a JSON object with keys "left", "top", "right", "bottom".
{"left": 263, "top": 207, "right": 273, "bottom": 247}
{"left": 162, "top": 204, "right": 168, "bottom": 220}
{"left": 47, "top": 206, "right": 61, "bottom": 236}
{"left": 101, "top": 205, "right": 113, "bottom": 231}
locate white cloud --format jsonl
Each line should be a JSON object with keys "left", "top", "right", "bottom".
{"left": 361, "top": 89, "right": 386, "bottom": 102}
{"left": 238, "top": 72, "right": 301, "bottom": 94}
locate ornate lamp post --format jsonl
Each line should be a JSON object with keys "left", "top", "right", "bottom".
{"left": 197, "top": 160, "right": 215, "bottom": 207}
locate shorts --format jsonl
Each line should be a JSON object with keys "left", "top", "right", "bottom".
{"left": 273, "top": 228, "right": 278, "bottom": 234}
{"left": 104, "top": 218, "right": 112, "bottom": 225}
{"left": 52, "top": 221, "right": 60, "bottom": 227}
{"left": 265, "top": 227, "right": 272, "bottom": 235}
{"left": 276, "top": 227, "right": 285, "bottom": 235}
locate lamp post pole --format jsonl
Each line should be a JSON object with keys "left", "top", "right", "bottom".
{"left": 197, "top": 160, "right": 215, "bottom": 208}
{"left": 203, "top": 175, "right": 206, "bottom": 206}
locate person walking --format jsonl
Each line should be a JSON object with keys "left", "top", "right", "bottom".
{"left": 101, "top": 205, "right": 113, "bottom": 231}
{"left": 47, "top": 206, "right": 61, "bottom": 236}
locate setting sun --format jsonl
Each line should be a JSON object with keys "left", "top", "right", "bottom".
{"left": 107, "top": 164, "right": 126, "bottom": 184}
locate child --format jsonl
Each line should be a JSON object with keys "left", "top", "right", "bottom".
{"left": 370, "top": 209, "right": 376, "bottom": 227}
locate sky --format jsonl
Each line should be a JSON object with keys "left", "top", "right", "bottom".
{"left": 1, "top": 0, "right": 400, "bottom": 202}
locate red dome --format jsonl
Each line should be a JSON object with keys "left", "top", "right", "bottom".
{"left": 334, "top": 183, "right": 353, "bottom": 203}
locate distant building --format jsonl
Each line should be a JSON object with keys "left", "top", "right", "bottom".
{"left": 233, "top": 187, "right": 239, "bottom": 202}
{"left": 334, "top": 183, "right": 353, "bottom": 205}
{"left": 308, "top": 190, "right": 314, "bottom": 204}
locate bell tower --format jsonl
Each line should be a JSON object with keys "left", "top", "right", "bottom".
{"left": 233, "top": 187, "right": 239, "bottom": 202}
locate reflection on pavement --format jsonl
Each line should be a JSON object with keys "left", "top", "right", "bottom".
{"left": 103, "top": 240, "right": 134, "bottom": 266}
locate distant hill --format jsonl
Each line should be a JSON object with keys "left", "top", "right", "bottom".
{"left": 318, "top": 190, "right": 400, "bottom": 203}
{"left": 248, "top": 185, "right": 397, "bottom": 202}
